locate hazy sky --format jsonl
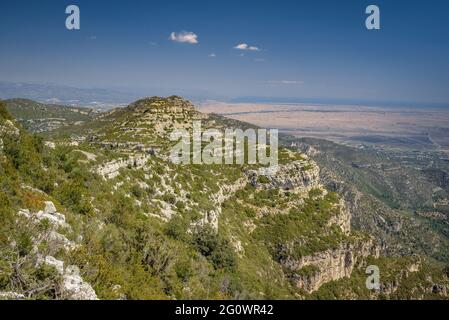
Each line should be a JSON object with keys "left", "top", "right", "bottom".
{"left": 1, "top": 0, "right": 449, "bottom": 104}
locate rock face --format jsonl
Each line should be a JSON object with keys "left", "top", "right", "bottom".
{"left": 284, "top": 239, "right": 380, "bottom": 293}
{"left": 247, "top": 157, "right": 376, "bottom": 293}
{"left": 95, "top": 154, "right": 151, "bottom": 179}
{"left": 195, "top": 177, "right": 248, "bottom": 231}
{"left": 378, "top": 258, "right": 423, "bottom": 296}
{"left": 246, "top": 160, "right": 320, "bottom": 191}
{"left": 195, "top": 158, "right": 320, "bottom": 232}
{"left": 244, "top": 156, "right": 380, "bottom": 294}
{"left": 327, "top": 199, "right": 352, "bottom": 234}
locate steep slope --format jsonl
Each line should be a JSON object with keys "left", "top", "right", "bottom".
{"left": 310, "top": 255, "right": 449, "bottom": 299}
{"left": 0, "top": 100, "right": 97, "bottom": 299}
{"left": 286, "top": 137, "right": 449, "bottom": 263}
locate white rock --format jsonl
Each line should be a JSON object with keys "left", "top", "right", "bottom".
{"left": 41, "top": 258, "right": 98, "bottom": 300}
{"left": 62, "top": 266, "right": 98, "bottom": 300}
{"left": 44, "top": 201, "right": 57, "bottom": 215}
{"left": 17, "top": 209, "right": 31, "bottom": 218}
{"left": 95, "top": 154, "right": 151, "bottom": 180}
{"left": 35, "top": 211, "right": 67, "bottom": 228}
{"left": 30, "top": 202, "right": 69, "bottom": 228}
{"left": 49, "top": 231, "right": 76, "bottom": 250}
{"left": 45, "top": 141, "right": 56, "bottom": 149}
{"left": 0, "top": 292, "right": 26, "bottom": 300}
{"left": 44, "top": 256, "right": 64, "bottom": 275}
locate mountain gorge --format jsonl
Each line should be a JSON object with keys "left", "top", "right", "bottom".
{"left": 1, "top": 97, "right": 448, "bottom": 300}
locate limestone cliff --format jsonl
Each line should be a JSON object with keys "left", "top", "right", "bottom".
{"left": 246, "top": 159, "right": 320, "bottom": 191}
{"left": 243, "top": 155, "right": 379, "bottom": 294}
{"left": 284, "top": 239, "right": 380, "bottom": 293}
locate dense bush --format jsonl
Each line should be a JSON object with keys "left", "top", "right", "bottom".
{"left": 164, "top": 215, "right": 189, "bottom": 241}
{"left": 192, "top": 226, "right": 236, "bottom": 270}
{"left": 55, "top": 180, "right": 93, "bottom": 215}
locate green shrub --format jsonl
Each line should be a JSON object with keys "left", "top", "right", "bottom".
{"left": 165, "top": 216, "right": 189, "bottom": 241}
{"left": 131, "top": 185, "right": 143, "bottom": 199}
{"left": 257, "top": 176, "right": 270, "bottom": 184}
{"left": 55, "top": 180, "right": 93, "bottom": 215}
{"left": 162, "top": 193, "right": 176, "bottom": 205}
{"left": 192, "top": 226, "right": 236, "bottom": 270}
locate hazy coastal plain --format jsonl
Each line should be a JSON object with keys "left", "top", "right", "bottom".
{"left": 199, "top": 102, "right": 449, "bottom": 152}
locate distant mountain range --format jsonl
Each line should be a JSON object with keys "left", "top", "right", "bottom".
{"left": 5, "top": 81, "right": 448, "bottom": 112}
{"left": 0, "top": 81, "right": 140, "bottom": 110}
{"left": 0, "top": 82, "right": 221, "bottom": 110}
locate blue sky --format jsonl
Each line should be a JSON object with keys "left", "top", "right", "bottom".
{"left": 1, "top": 0, "right": 449, "bottom": 105}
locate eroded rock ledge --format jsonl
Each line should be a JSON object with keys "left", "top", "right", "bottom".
{"left": 284, "top": 239, "right": 380, "bottom": 293}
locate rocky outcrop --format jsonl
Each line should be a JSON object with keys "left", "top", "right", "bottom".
{"left": 43, "top": 255, "right": 65, "bottom": 274}
{"left": 12, "top": 201, "right": 95, "bottom": 300}
{"left": 246, "top": 160, "right": 320, "bottom": 191}
{"left": 284, "top": 239, "right": 380, "bottom": 293}
{"left": 62, "top": 265, "right": 98, "bottom": 300}
{"left": 21, "top": 118, "right": 68, "bottom": 133}
{"left": 273, "top": 176, "right": 377, "bottom": 294}
{"left": 0, "top": 119, "right": 20, "bottom": 137}
{"left": 18, "top": 201, "right": 70, "bottom": 229}
{"left": 41, "top": 256, "right": 98, "bottom": 300}
{"left": 95, "top": 154, "right": 151, "bottom": 179}
{"left": 327, "top": 198, "right": 351, "bottom": 234}
{"left": 18, "top": 202, "right": 76, "bottom": 252}
{"left": 195, "top": 177, "right": 248, "bottom": 231}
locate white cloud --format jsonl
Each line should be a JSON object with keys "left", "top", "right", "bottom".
{"left": 234, "top": 43, "right": 249, "bottom": 50}
{"left": 208, "top": 53, "right": 216, "bottom": 57}
{"left": 169, "top": 31, "right": 199, "bottom": 44}
{"left": 269, "top": 80, "right": 304, "bottom": 85}
{"left": 234, "top": 43, "right": 260, "bottom": 51}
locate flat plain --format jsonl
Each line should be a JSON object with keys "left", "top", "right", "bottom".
{"left": 199, "top": 102, "right": 449, "bottom": 152}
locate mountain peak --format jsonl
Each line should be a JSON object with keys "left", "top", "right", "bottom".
{"left": 127, "top": 96, "right": 195, "bottom": 114}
